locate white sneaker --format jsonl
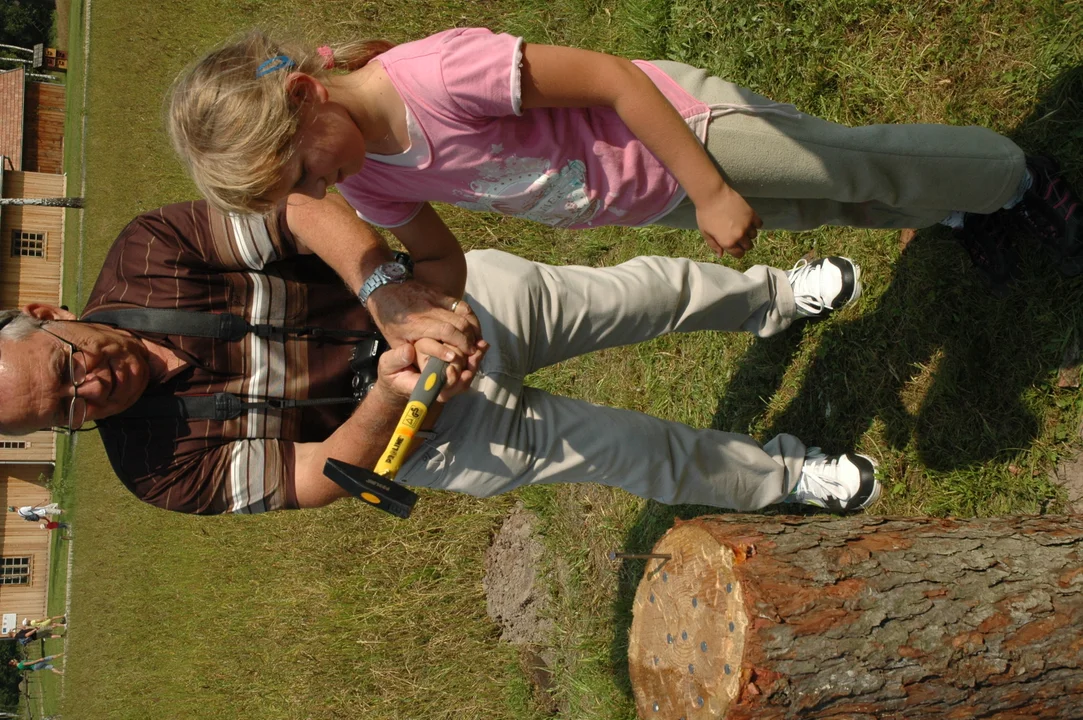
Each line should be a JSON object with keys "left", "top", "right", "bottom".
{"left": 787, "top": 257, "right": 862, "bottom": 319}
{"left": 788, "top": 448, "right": 881, "bottom": 512}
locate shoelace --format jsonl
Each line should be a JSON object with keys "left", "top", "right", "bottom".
{"left": 787, "top": 259, "right": 830, "bottom": 316}
{"left": 792, "top": 449, "right": 847, "bottom": 509}
{"left": 1043, "top": 176, "right": 1079, "bottom": 222}
{"left": 1023, "top": 170, "right": 1081, "bottom": 242}
{"left": 799, "top": 451, "right": 841, "bottom": 488}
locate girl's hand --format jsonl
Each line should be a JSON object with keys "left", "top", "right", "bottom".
{"left": 695, "top": 186, "right": 762, "bottom": 259}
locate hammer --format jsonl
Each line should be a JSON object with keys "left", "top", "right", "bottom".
{"left": 323, "top": 356, "right": 448, "bottom": 518}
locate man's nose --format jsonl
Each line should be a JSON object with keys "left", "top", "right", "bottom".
{"left": 75, "top": 370, "right": 110, "bottom": 403}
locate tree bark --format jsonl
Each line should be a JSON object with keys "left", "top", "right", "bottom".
{"left": 0, "top": 197, "right": 84, "bottom": 208}
{"left": 628, "top": 516, "right": 1083, "bottom": 719}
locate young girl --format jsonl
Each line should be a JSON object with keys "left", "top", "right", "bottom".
{"left": 9, "top": 653, "right": 64, "bottom": 675}
{"left": 168, "top": 27, "right": 1081, "bottom": 285}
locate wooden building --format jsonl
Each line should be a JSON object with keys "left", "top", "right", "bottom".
{"left": 1, "top": 466, "right": 58, "bottom": 632}
{"left": 0, "top": 65, "right": 68, "bottom": 624}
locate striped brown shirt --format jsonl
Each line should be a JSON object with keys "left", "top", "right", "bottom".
{"left": 82, "top": 201, "right": 372, "bottom": 514}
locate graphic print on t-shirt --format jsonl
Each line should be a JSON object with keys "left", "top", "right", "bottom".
{"left": 453, "top": 156, "right": 599, "bottom": 227}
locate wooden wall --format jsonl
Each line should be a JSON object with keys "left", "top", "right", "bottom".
{"left": 0, "top": 465, "right": 55, "bottom": 621}
{"left": 0, "top": 67, "right": 24, "bottom": 170}
{"left": 0, "top": 432, "right": 56, "bottom": 464}
{"left": 23, "top": 83, "right": 66, "bottom": 174}
{"left": 0, "top": 170, "right": 66, "bottom": 309}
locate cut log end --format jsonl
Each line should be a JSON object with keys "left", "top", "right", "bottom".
{"left": 628, "top": 515, "right": 1083, "bottom": 719}
{"left": 628, "top": 521, "right": 748, "bottom": 719}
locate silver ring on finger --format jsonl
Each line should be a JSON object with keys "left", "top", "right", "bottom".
{"left": 450, "top": 300, "right": 460, "bottom": 312}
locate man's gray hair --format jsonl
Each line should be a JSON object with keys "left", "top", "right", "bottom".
{"left": 0, "top": 309, "right": 49, "bottom": 437}
{"left": 0, "top": 309, "right": 45, "bottom": 341}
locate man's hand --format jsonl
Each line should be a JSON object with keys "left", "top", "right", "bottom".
{"left": 695, "top": 186, "right": 762, "bottom": 259}
{"left": 366, "top": 279, "right": 483, "bottom": 353}
{"left": 375, "top": 342, "right": 483, "bottom": 404}
{"left": 366, "top": 280, "right": 488, "bottom": 388}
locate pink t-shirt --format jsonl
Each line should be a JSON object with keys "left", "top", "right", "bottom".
{"left": 337, "top": 27, "right": 711, "bottom": 229}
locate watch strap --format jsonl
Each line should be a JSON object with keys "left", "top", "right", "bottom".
{"left": 358, "top": 255, "right": 412, "bottom": 306}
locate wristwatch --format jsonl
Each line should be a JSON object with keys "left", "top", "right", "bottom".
{"left": 358, "top": 253, "right": 412, "bottom": 307}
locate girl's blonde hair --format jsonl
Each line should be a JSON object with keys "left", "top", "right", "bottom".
{"left": 167, "top": 30, "right": 393, "bottom": 215}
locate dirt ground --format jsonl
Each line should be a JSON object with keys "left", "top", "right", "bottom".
{"left": 483, "top": 505, "right": 560, "bottom": 713}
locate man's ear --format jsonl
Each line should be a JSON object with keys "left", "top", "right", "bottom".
{"left": 284, "top": 72, "right": 329, "bottom": 109}
{"left": 22, "top": 303, "right": 75, "bottom": 322}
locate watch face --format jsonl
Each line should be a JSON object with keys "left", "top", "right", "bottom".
{"left": 382, "top": 262, "right": 408, "bottom": 281}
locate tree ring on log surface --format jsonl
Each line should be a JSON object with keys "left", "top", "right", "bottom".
{"left": 628, "top": 522, "right": 747, "bottom": 718}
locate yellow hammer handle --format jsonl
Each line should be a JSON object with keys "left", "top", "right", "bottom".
{"left": 372, "top": 356, "right": 449, "bottom": 479}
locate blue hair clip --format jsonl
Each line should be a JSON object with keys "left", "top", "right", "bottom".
{"left": 256, "top": 55, "right": 295, "bottom": 78}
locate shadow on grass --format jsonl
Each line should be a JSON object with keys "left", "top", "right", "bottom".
{"left": 606, "top": 64, "right": 1083, "bottom": 697}
{"left": 743, "top": 64, "right": 1083, "bottom": 473}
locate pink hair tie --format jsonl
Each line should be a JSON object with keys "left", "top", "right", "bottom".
{"left": 317, "top": 45, "right": 335, "bottom": 69}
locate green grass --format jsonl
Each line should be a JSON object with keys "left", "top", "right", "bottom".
{"left": 61, "top": 0, "right": 85, "bottom": 309}
{"left": 58, "top": 0, "right": 1083, "bottom": 718}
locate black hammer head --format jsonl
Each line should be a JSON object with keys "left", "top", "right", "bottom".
{"left": 323, "top": 458, "right": 419, "bottom": 519}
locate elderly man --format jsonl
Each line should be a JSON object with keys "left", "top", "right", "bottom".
{"left": 0, "top": 195, "right": 878, "bottom": 514}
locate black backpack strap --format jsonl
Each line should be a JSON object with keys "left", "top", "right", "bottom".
{"left": 83, "top": 308, "right": 251, "bottom": 341}
{"left": 116, "top": 392, "right": 359, "bottom": 422}
{"left": 83, "top": 307, "right": 377, "bottom": 342}
{"left": 114, "top": 393, "right": 244, "bottom": 421}
{"left": 85, "top": 308, "right": 377, "bottom": 423}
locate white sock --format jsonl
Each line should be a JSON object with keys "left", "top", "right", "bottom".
{"left": 939, "top": 211, "right": 966, "bottom": 229}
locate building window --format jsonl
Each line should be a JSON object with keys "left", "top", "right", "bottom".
{"left": 0, "top": 441, "right": 29, "bottom": 449}
{"left": 0, "top": 557, "right": 31, "bottom": 585}
{"left": 11, "top": 230, "right": 46, "bottom": 258}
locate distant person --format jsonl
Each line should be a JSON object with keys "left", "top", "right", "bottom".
{"left": 23, "top": 616, "right": 66, "bottom": 634}
{"left": 9, "top": 626, "right": 62, "bottom": 646}
{"left": 8, "top": 503, "right": 62, "bottom": 522}
{"left": 9, "top": 653, "right": 63, "bottom": 675}
{"left": 39, "top": 521, "right": 72, "bottom": 540}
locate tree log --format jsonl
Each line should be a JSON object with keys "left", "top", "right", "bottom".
{"left": 628, "top": 516, "right": 1083, "bottom": 719}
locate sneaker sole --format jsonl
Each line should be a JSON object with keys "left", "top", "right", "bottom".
{"left": 830, "top": 258, "right": 863, "bottom": 310}
{"left": 843, "top": 453, "right": 881, "bottom": 511}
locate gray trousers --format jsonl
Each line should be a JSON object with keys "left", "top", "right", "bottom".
{"left": 651, "top": 60, "right": 1026, "bottom": 231}
{"left": 399, "top": 249, "right": 807, "bottom": 511}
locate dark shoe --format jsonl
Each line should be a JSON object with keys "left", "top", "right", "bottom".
{"left": 1013, "top": 155, "right": 1083, "bottom": 276}
{"left": 953, "top": 211, "right": 1020, "bottom": 295}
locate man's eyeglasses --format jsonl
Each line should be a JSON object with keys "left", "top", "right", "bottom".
{"left": 39, "top": 323, "right": 89, "bottom": 434}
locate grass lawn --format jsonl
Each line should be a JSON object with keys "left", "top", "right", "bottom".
{"left": 60, "top": 0, "right": 86, "bottom": 310}
{"left": 60, "top": 0, "right": 1083, "bottom": 718}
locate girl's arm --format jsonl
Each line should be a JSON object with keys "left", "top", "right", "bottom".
{"left": 285, "top": 194, "right": 480, "bottom": 356}
{"left": 519, "top": 44, "right": 761, "bottom": 258}
{"left": 388, "top": 203, "right": 467, "bottom": 300}
{"left": 384, "top": 203, "right": 485, "bottom": 375}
